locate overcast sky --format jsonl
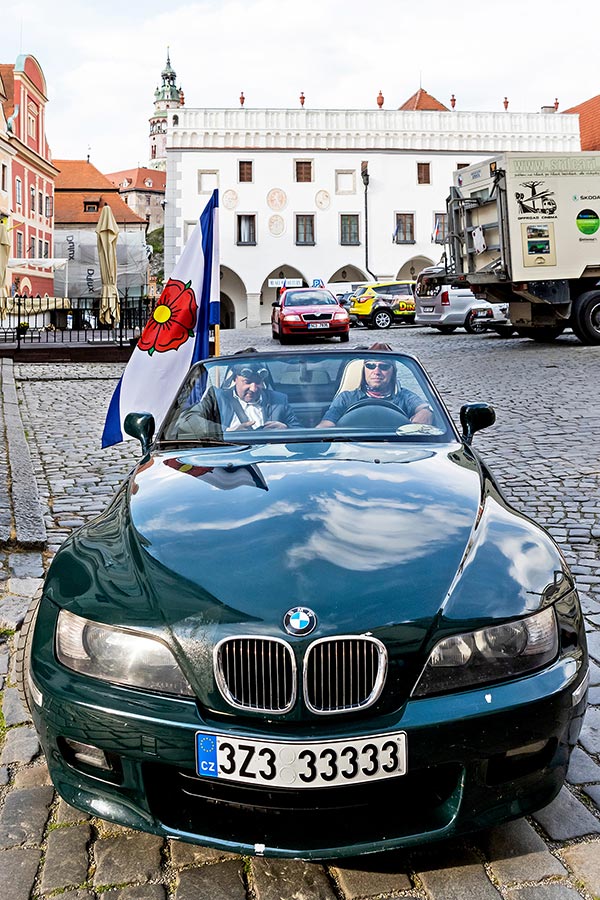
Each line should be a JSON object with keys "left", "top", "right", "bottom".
{"left": 3, "top": 0, "right": 596, "bottom": 174}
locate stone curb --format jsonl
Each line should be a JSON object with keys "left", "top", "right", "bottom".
{"left": 0, "top": 359, "right": 47, "bottom": 548}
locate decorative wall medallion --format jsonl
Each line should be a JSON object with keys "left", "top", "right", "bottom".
{"left": 222, "top": 189, "right": 239, "bottom": 210}
{"left": 267, "top": 188, "right": 287, "bottom": 211}
{"left": 269, "top": 215, "right": 285, "bottom": 236}
{"left": 315, "top": 189, "right": 330, "bottom": 209}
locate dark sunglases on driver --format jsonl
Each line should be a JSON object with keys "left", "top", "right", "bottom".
{"left": 364, "top": 362, "right": 393, "bottom": 371}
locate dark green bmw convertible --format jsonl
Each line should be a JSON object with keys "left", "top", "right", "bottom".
{"left": 18, "top": 348, "right": 588, "bottom": 859}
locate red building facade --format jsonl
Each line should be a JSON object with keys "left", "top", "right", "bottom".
{"left": 0, "top": 54, "right": 58, "bottom": 296}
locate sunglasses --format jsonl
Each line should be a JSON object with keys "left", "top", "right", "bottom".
{"left": 364, "top": 362, "right": 393, "bottom": 371}
{"left": 236, "top": 367, "right": 268, "bottom": 381}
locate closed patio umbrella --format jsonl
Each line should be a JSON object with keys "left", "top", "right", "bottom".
{"left": 0, "top": 221, "right": 10, "bottom": 320}
{"left": 95, "top": 204, "right": 120, "bottom": 325}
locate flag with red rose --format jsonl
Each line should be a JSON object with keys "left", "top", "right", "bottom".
{"left": 102, "top": 190, "right": 219, "bottom": 448}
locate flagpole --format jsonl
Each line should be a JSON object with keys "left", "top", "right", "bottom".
{"left": 213, "top": 324, "right": 220, "bottom": 356}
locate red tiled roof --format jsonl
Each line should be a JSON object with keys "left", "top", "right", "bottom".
{"left": 0, "top": 64, "right": 15, "bottom": 121}
{"left": 399, "top": 88, "right": 448, "bottom": 112}
{"left": 54, "top": 159, "right": 146, "bottom": 226}
{"left": 563, "top": 95, "right": 600, "bottom": 150}
{"left": 106, "top": 167, "right": 166, "bottom": 193}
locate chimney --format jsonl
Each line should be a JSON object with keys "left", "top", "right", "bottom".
{"left": 540, "top": 105, "right": 556, "bottom": 114}
{"left": 450, "top": 94, "right": 456, "bottom": 109}
{"left": 377, "top": 90, "right": 384, "bottom": 108}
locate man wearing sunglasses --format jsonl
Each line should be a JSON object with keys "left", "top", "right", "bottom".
{"left": 179, "top": 362, "right": 301, "bottom": 434}
{"left": 317, "top": 353, "right": 433, "bottom": 428}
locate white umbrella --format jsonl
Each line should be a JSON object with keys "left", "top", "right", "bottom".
{"left": 95, "top": 205, "right": 120, "bottom": 325}
{"left": 0, "top": 221, "right": 10, "bottom": 320}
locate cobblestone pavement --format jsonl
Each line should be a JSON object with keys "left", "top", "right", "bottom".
{"left": 1, "top": 325, "right": 600, "bottom": 900}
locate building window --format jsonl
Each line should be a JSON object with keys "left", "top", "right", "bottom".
{"left": 335, "top": 170, "right": 355, "bottom": 194}
{"left": 45, "top": 195, "right": 53, "bottom": 217}
{"left": 15, "top": 178, "right": 22, "bottom": 205}
{"left": 29, "top": 235, "right": 35, "bottom": 257}
{"left": 30, "top": 186, "right": 36, "bottom": 211}
{"left": 393, "top": 213, "right": 415, "bottom": 244}
{"left": 38, "top": 192, "right": 43, "bottom": 214}
{"left": 236, "top": 214, "right": 256, "bottom": 245}
{"left": 340, "top": 214, "right": 359, "bottom": 245}
{"left": 295, "top": 160, "right": 313, "bottom": 183}
{"left": 417, "top": 163, "right": 431, "bottom": 184}
{"left": 238, "top": 161, "right": 253, "bottom": 183}
{"left": 1, "top": 164, "right": 6, "bottom": 192}
{"left": 16, "top": 232, "right": 23, "bottom": 257}
{"left": 456, "top": 163, "right": 470, "bottom": 170}
{"left": 198, "top": 170, "right": 219, "bottom": 194}
{"left": 38, "top": 239, "right": 43, "bottom": 257}
{"left": 84, "top": 201, "right": 99, "bottom": 212}
{"left": 27, "top": 113, "right": 37, "bottom": 139}
{"left": 151, "top": 144, "right": 156, "bottom": 159}
{"left": 433, "top": 213, "right": 448, "bottom": 243}
{"left": 43, "top": 241, "right": 49, "bottom": 258}
{"left": 295, "top": 214, "right": 315, "bottom": 245}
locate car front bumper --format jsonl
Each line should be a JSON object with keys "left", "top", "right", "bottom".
{"left": 30, "top": 611, "right": 587, "bottom": 859}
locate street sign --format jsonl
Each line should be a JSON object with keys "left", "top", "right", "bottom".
{"left": 268, "top": 278, "right": 302, "bottom": 288}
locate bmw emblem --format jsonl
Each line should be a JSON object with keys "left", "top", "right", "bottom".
{"left": 283, "top": 607, "right": 317, "bottom": 636}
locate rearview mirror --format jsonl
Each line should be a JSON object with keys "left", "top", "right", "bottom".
{"left": 124, "top": 412, "right": 155, "bottom": 455}
{"left": 460, "top": 403, "right": 495, "bottom": 445}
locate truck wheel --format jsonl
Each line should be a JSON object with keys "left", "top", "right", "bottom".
{"left": 464, "top": 311, "right": 488, "bottom": 334}
{"left": 571, "top": 291, "right": 600, "bottom": 344}
{"left": 516, "top": 325, "right": 565, "bottom": 342}
{"left": 372, "top": 309, "right": 392, "bottom": 330}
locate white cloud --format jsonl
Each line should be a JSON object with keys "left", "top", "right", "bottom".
{"left": 3, "top": 0, "right": 594, "bottom": 173}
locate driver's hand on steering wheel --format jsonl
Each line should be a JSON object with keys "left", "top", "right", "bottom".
{"left": 411, "top": 407, "right": 434, "bottom": 425}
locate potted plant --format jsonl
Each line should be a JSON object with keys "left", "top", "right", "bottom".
{"left": 16, "top": 321, "right": 29, "bottom": 337}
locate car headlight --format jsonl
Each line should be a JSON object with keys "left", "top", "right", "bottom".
{"left": 412, "top": 606, "right": 558, "bottom": 697}
{"left": 56, "top": 609, "right": 194, "bottom": 696}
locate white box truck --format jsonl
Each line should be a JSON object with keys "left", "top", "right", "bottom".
{"left": 419, "top": 152, "right": 600, "bottom": 343}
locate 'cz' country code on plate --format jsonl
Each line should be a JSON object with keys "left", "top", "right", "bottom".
{"left": 195, "top": 731, "right": 407, "bottom": 788}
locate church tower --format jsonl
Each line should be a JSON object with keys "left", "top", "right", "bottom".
{"left": 149, "top": 50, "right": 184, "bottom": 170}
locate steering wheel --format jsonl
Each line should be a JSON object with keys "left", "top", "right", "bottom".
{"left": 336, "top": 399, "right": 411, "bottom": 428}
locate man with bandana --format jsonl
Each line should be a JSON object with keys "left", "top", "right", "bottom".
{"left": 317, "top": 344, "right": 433, "bottom": 428}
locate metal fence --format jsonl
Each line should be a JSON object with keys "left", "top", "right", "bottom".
{"left": 0, "top": 294, "right": 155, "bottom": 349}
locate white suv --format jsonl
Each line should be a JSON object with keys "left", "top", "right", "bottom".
{"left": 415, "top": 271, "right": 511, "bottom": 335}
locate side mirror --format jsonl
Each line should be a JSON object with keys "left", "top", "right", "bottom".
{"left": 460, "top": 403, "right": 495, "bottom": 445}
{"left": 124, "top": 412, "right": 155, "bottom": 455}
{"left": 272, "top": 300, "right": 280, "bottom": 308}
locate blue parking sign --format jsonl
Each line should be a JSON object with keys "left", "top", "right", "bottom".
{"left": 196, "top": 732, "right": 219, "bottom": 778}
{"left": 312, "top": 279, "right": 324, "bottom": 287}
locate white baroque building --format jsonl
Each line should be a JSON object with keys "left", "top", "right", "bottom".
{"left": 163, "top": 96, "right": 580, "bottom": 329}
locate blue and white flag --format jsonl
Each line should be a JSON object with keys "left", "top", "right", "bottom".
{"left": 102, "top": 190, "right": 219, "bottom": 448}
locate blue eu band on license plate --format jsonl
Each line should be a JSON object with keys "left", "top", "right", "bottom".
{"left": 195, "top": 731, "right": 407, "bottom": 789}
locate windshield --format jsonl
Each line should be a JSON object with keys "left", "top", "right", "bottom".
{"left": 158, "top": 350, "right": 454, "bottom": 446}
{"left": 283, "top": 290, "right": 337, "bottom": 307}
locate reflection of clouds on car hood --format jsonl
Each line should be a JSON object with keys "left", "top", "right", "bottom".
{"left": 142, "top": 500, "right": 300, "bottom": 536}
{"left": 287, "top": 489, "right": 473, "bottom": 572}
{"left": 479, "top": 498, "right": 559, "bottom": 608}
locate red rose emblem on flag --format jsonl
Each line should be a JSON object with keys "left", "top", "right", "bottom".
{"left": 138, "top": 278, "right": 197, "bottom": 355}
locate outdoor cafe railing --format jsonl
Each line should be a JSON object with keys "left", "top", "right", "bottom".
{"left": 0, "top": 293, "right": 157, "bottom": 349}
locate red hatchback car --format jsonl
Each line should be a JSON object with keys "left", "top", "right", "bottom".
{"left": 272, "top": 288, "right": 350, "bottom": 343}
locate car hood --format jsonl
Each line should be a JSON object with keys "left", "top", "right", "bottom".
{"left": 45, "top": 442, "right": 569, "bottom": 712}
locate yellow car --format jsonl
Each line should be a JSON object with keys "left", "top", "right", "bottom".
{"left": 349, "top": 281, "right": 416, "bottom": 329}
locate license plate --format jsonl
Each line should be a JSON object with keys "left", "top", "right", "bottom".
{"left": 474, "top": 309, "right": 492, "bottom": 318}
{"left": 307, "top": 322, "right": 329, "bottom": 329}
{"left": 195, "top": 731, "right": 407, "bottom": 788}
{"left": 422, "top": 306, "right": 434, "bottom": 313}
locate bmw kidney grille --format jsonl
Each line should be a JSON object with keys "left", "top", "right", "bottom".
{"left": 214, "top": 636, "right": 387, "bottom": 715}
